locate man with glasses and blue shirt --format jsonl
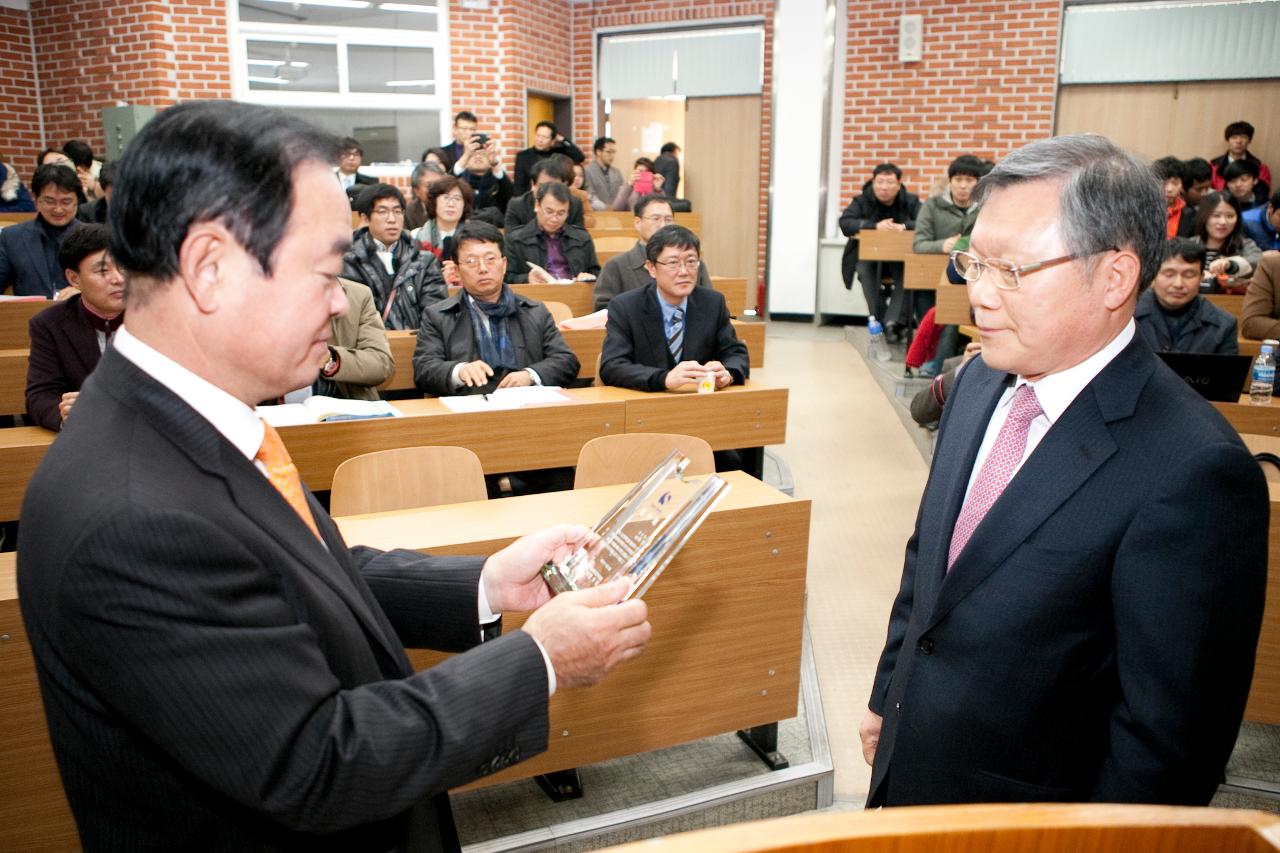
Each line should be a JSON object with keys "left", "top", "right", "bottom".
{"left": 860, "top": 134, "right": 1267, "bottom": 808}
{"left": 593, "top": 194, "right": 712, "bottom": 311}
{"left": 0, "top": 164, "right": 84, "bottom": 297}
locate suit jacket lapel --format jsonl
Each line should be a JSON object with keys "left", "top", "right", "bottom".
{"left": 639, "top": 284, "right": 672, "bottom": 368}
{"left": 63, "top": 301, "right": 103, "bottom": 375}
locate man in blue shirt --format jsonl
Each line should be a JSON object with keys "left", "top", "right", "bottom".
{"left": 1243, "top": 189, "right": 1280, "bottom": 252}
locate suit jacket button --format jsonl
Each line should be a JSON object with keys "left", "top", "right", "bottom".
{"left": 918, "top": 637, "right": 934, "bottom": 655}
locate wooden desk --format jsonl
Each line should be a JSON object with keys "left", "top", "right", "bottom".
{"left": 0, "top": 211, "right": 37, "bottom": 226}
{"left": 710, "top": 275, "right": 750, "bottom": 316}
{"left": 934, "top": 280, "right": 971, "bottom": 324}
{"left": 590, "top": 210, "right": 701, "bottom": 235}
{"left": 1206, "top": 293, "right": 1245, "bottom": 320}
{"left": 0, "top": 348, "right": 25, "bottom": 415}
{"left": 855, "top": 229, "right": 914, "bottom": 261}
{"left": 0, "top": 471, "right": 808, "bottom": 848}
{"left": 0, "top": 299, "right": 51, "bottom": 349}
{"left": 1247, "top": 483, "right": 1280, "bottom": 725}
{"left": 903, "top": 254, "right": 952, "bottom": 291}
{"left": 1215, "top": 396, "right": 1280, "bottom": 437}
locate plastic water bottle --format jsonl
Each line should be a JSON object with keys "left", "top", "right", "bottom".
{"left": 1250, "top": 345, "right": 1275, "bottom": 405}
{"left": 867, "top": 315, "right": 891, "bottom": 362}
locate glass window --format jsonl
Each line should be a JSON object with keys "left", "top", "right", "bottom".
{"left": 246, "top": 40, "right": 339, "bottom": 92}
{"left": 239, "top": 1, "right": 439, "bottom": 33}
{"left": 348, "top": 44, "right": 435, "bottom": 94}
{"left": 278, "top": 107, "right": 442, "bottom": 164}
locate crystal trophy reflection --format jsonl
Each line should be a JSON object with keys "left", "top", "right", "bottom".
{"left": 541, "top": 450, "right": 731, "bottom": 599}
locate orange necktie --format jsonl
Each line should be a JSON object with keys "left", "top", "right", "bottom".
{"left": 255, "top": 421, "right": 322, "bottom": 540}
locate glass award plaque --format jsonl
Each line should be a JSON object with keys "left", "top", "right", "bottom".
{"left": 541, "top": 450, "right": 731, "bottom": 600}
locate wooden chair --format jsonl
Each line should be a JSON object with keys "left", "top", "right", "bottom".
{"left": 574, "top": 433, "right": 715, "bottom": 489}
{"left": 330, "top": 446, "right": 487, "bottom": 516}
{"left": 593, "top": 234, "right": 638, "bottom": 256}
{"left": 543, "top": 300, "right": 573, "bottom": 324}
{"left": 598, "top": 803, "right": 1280, "bottom": 853}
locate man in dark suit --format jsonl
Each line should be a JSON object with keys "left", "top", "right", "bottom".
{"left": 513, "top": 120, "right": 585, "bottom": 197}
{"left": 599, "top": 224, "right": 746, "bottom": 392}
{"left": 504, "top": 157, "right": 585, "bottom": 233}
{"left": 439, "top": 110, "right": 477, "bottom": 173}
{"left": 18, "top": 101, "right": 650, "bottom": 853}
{"left": 337, "top": 136, "right": 377, "bottom": 208}
{"left": 0, "top": 163, "right": 83, "bottom": 296}
{"left": 861, "top": 134, "right": 1268, "bottom": 808}
{"left": 1134, "top": 238, "right": 1238, "bottom": 355}
{"left": 503, "top": 183, "right": 598, "bottom": 284}
{"left": 593, "top": 194, "right": 711, "bottom": 310}
{"left": 25, "top": 223, "right": 124, "bottom": 430}
{"left": 413, "top": 221, "right": 579, "bottom": 397}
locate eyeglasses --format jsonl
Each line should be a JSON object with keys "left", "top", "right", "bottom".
{"left": 459, "top": 254, "right": 501, "bottom": 269}
{"left": 949, "top": 247, "right": 1116, "bottom": 291}
{"left": 438, "top": 193, "right": 464, "bottom": 204}
{"left": 654, "top": 258, "right": 700, "bottom": 272}
{"left": 36, "top": 196, "right": 77, "bottom": 211}
{"left": 641, "top": 215, "right": 674, "bottom": 225}
{"left": 538, "top": 208, "right": 568, "bottom": 220}
{"left": 371, "top": 205, "right": 404, "bottom": 219}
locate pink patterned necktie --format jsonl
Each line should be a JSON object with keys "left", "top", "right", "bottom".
{"left": 947, "top": 384, "right": 1043, "bottom": 571}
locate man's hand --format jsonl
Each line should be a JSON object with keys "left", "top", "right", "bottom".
{"left": 664, "top": 361, "right": 709, "bottom": 391}
{"left": 497, "top": 369, "right": 534, "bottom": 389}
{"left": 481, "top": 523, "right": 598, "bottom": 613}
{"left": 442, "top": 259, "right": 461, "bottom": 286}
{"left": 961, "top": 341, "right": 982, "bottom": 364}
{"left": 527, "top": 264, "right": 553, "bottom": 284}
{"left": 652, "top": 173, "right": 666, "bottom": 191}
{"left": 875, "top": 218, "right": 905, "bottom": 231}
{"left": 859, "top": 709, "right": 883, "bottom": 766}
{"left": 574, "top": 272, "right": 597, "bottom": 282}
{"left": 942, "top": 234, "right": 960, "bottom": 253}
{"left": 702, "top": 360, "right": 733, "bottom": 388}
{"left": 54, "top": 286, "right": 81, "bottom": 301}
{"left": 521, "top": 578, "right": 651, "bottom": 689}
{"left": 486, "top": 141, "right": 502, "bottom": 170}
{"left": 1207, "top": 257, "right": 1232, "bottom": 276}
{"left": 59, "top": 391, "right": 79, "bottom": 422}
{"left": 458, "top": 359, "right": 495, "bottom": 387}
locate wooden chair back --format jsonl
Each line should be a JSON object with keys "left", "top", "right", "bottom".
{"left": 0, "top": 212, "right": 36, "bottom": 226}
{"left": 594, "top": 234, "right": 638, "bottom": 255}
{"left": 574, "top": 433, "right": 715, "bottom": 489}
{"left": 330, "top": 446, "right": 487, "bottom": 516}
{"left": 542, "top": 300, "right": 573, "bottom": 324}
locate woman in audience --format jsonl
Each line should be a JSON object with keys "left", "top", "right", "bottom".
{"left": 1191, "top": 191, "right": 1261, "bottom": 292}
{"left": 415, "top": 174, "right": 473, "bottom": 265}
{"left": 609, "top": 157, "right": 665, "bottom": 211}
{"left": 566, "top": 161, "right": 597, "bottom": 229}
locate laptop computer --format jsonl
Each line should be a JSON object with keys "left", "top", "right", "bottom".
{"left": 1156, "top": 352, "right": 1253, "bottom": 403}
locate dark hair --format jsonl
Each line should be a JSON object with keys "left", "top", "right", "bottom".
{"left": 634, "top": 157, "right": 655, "bottom": 171}
{"left": 426, "top": 174, "right": 474, "bottom": 221}
{"left": 410, "top": 161, "right": 443, "bottom": 190}
{"left": 32, "top": 163, "right": 80, "bottom": 197}
{"left": 354, "top": 183, "right": 406, "bottom": 216}
{"left": 535, "top": 120, "right": 557, "bottom": 136}
{"left": 1270, "top": 188, "right": 1280, "bottom": 210}
{"left": 659, "top": 142, "right": 680, "bottom": 155}
{"left": 593, "top": 136, "right": 615, "bottom": 153}
{"left": 62, "top": 140, "right": 94, "bottom": 169}
{"left": 454, "top": 111, "right": 477, "bottom": 125}
{"left": 530, "top": 157, "right": 568, "bottom": 184}
{"left": 1162, "top": 237, "right": 1206, "bottom": 270}
{"left": 1183, "top": 157, "right": 1212, "bottom": 185}
{"left": 1192, "top": 191, "right": 1245, "bottom": 255}
{"left": 420, "top": 146, "right": 449, "bottom": 164}
{"left": 1222, "top": 159, "right": 1260, "bottom": 182}
{"left": 947, "top": 155, "right": 986, "bottom": 180}
{"left": 340, "top": 137, "right": 363, "bottom": 156}
{"left": 97, "top": 160, "right": 118, "bottom": 191}
{"left": 37, "top": 147, "right": 69, "bottom": 166}
{"left": 453, "top": 220, "right": 503, "bottom": 254}
{"left": 1152, "top": 156, "right": 1186, "bottom": 185}
{"left": 58, "top": 223, "right": 111, "bottom": 274}
{"left": 633, "top": 193, "right": 673, "bottom": 218}
{"left": 872, "top": 163, "right": 902, "bottom": 180}
{"left": 534, "top": 181, "right": 570, "bottom": 206}
{"left": 109, "top": 101, "right": 340, "bottom": 298}
{"left": 1225, "top": 121, "right": 1255, "bottom": 142}
{"left": 645, "top": 224, "right": 700, "bottom": 263}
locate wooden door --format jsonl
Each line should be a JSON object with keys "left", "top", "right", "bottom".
{"left": 527, "top": 95, "right": 555, "bottom": 146}
{"left": 607, "top": 98, "right": 685, "bottom": 171}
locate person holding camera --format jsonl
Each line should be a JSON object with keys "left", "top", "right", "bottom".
{"left": 609, "top": 157, "right": 666, "bottom": 212}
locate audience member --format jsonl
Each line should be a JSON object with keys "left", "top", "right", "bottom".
{"left": 1242, "top": 252, "right": 1280, "bottom": 340}
{"left": 0, "top": 156, "right": 34, "bottom": 212}
{"left": 439, "top": 110, "right": 478, "bottom": 172}
{"left": 504, "top": 157, "right": 585, "bottom": 232}
{"left": 1211, "top": 120, "right": 1271, "bottom": 197}
{"left": 1135, "top": 238, "right": 1238, "bottom": 355}
{"left": 594, "top": 193, "right": 710, "bottom": 310}
{"left": 342, "top": 183, "right": 447, "bottom": 330}
{"left": 1191, "top": 191, "right": 1262, "bottom": 292}
{"left": 609, "top": 157, "right": 666, "bottom": 211}
{"left": 335, "top": 136, "right": 375, "bottom": 205}
{"left": 38, "top": 148, "right": 86, "bottom": 204}
{"left": 404, "top": 160, "right": 447, "bottom": 231}
{"left": 583, "top": 136, "right": 624, "bottom": 211}
{"left": 513, "top": 121, "right": 584, "bottom": 196}
{"left": 599, "top": 224, "right": 746, "bottom": 392}
{"left": 62, "top": 139, "right": 103, "bottom": 202}
{"left": 415, "top": 175, "right": 472, "bottom": 266}
{"left": 567, "top": 160, "right": 597, "bottom": 229}
{"left": 25, "top": 223, "right": 124, "bottom": 430}
{"left": 77, "top": 160, "right": 116, "bottom": 224}
{"left": 313, "top": 278, "right": 395, "bottom": 400}
{"left": 839, "top": 163, "right": 921, "bottom": 341}
{"left": 908, "top": 341, "right": 982, "bottom": 429}
{"left": 862, "top": 133, "right": 1265, "bottom": 809}
{"left": 503, "top": 183, "right": 599, "bottom": 284}
{"left": 913, "top": 155, "right": 984, "bottom": 254}
{"left": 1182, "top": 157, "right": 1214, "bottom": 210}
{"left": 653, "top": 142, "right": 681, "bottom": 198}
{"left": 413, "top": 221, "right": 579, "bottom": 397}
{"left": 457, "top": 134, "right": 513, "bottom": 224}
{"left": 1153, "top": 156, "right": 1194, "bottom": 238}
{"left": 1223, "top": 159, "right": 1267, "bottom": 209}
{"left": 1242, "top": 188, "right": 1280, "bottom": 252}
{"left": 0, "top": 164, "right": 84, "bottom": 296}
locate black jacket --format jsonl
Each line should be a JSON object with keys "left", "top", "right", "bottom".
{"left": 461, "top": 170, "right": 514, "bottom": 216}
{"left": 502, "top": 221, "right": 599, "bottom": 284}
{"left": 513, "top": 141, "right": 585, "bottom": 196}
{"left": 1134, "top": 290, "right": 1239, "bottom": 356}
{"left": 25, "top": 295, "right": 105, "bottom": 430}
{"left": 503, "top": 190, "right": 585, "bottom": 233}
{"left": 839, "top": 183, "right": 921, "bottom": 287}
{"left": 341, "top": 228, "right": 447, "bottom": 331}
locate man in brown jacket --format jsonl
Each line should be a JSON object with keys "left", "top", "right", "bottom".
{"left": 315, "top": 278, "right": 395, "bottom": 399}
{"left": 1240, "top": 252, "right": 1280, "bottom": 341}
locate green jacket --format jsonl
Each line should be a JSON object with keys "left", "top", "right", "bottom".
{"left": 912, "top": 191, "right": 976, "bottom": 254}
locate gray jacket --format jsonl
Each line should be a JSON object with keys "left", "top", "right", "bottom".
{"left": 1134, "top": 290, "right": 1239, "bottom": 356}
{"left": 592, "top": 241, "right": 712, "bottom": 311}
{"left": 912, "top": 191, "right": 975, "bottom": 254}
{"left": 582, "top": 162, "right": 624, "bottom": 211}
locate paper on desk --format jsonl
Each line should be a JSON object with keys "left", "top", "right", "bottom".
{"left": 559, "top": 309, "right": 607, "bottom": 330}
{"left": 439, "top": 385, "right": 571, "bottom": 412}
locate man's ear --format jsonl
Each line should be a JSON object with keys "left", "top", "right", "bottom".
{"left": 1101, "top": 248, "right": 1142, "bottom": 311}
{"left": 644, "top": 260, "right": 657, "bottom": 280}
{"left": 177, "top": 221, "right": 235, "bottom": 315}
{"left": 63, "top": 268, "right": 81, "bottom": 291}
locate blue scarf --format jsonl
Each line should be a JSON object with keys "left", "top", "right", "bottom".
{"left": 464, "top": 287, "right": 519, "bottom": 370}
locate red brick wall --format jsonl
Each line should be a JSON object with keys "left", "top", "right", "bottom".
{"left": 0, "top": 7, "right": 41, "bottom": 181}
{"left": 567, "top": 0, "right": 776, "bottom": 291}
{"left": 840, "top": 0, "right": 1061, "bottom": 206}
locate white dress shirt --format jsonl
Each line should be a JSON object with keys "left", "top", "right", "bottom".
{"left": 112, "top": 325, "right": 556, "bottom": 693}
{"left": 963, "top": 320, "right": 1135, "bottom": 503}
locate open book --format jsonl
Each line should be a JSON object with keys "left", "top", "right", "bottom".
{"left": 526, "top": 262, "right": 595, "bottom": 284}
{"left": 256, "top": 397, "right": 403, "bottom": 427}
{"left": 439, "top": 385, "right": 571, "bottom": 412}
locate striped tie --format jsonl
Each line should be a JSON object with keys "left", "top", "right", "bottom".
{"left": 667, "top": 307, "right": 684, "bottom": 363}
{"left": 255, "top": 421, "right": 322, "bottom": 540}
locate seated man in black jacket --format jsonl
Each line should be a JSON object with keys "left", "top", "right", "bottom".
{"left": 1135, "top": 238, "right": 1238, "bottom": 356}
{"left": 504, "top": 157, "right": 585, "bottom": 233}
{"left": 342, "top": 183, "right": 447, "bottom": 330}
{"left": 838, "top": 162, "right": 921, "bottom": 341}
{"left": 503, "top": 183, "right": 599, "bottom": 284}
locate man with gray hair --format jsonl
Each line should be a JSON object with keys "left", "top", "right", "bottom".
{"left": 859, "top": 134, "right": 1267, "bottom": 807}
{"left": 404, "top": 159, "right": 447, "bottom": 231}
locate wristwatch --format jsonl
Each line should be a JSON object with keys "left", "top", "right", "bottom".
{"left": 321, "top": 347, "right": 340, "bottom": 377}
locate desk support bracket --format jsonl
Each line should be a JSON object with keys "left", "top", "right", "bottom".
{"left": 535, "top": 768, "right": 584, "bottom": 802}
{"left": 736, "top": 723, "right": 789, "bottom": 771}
